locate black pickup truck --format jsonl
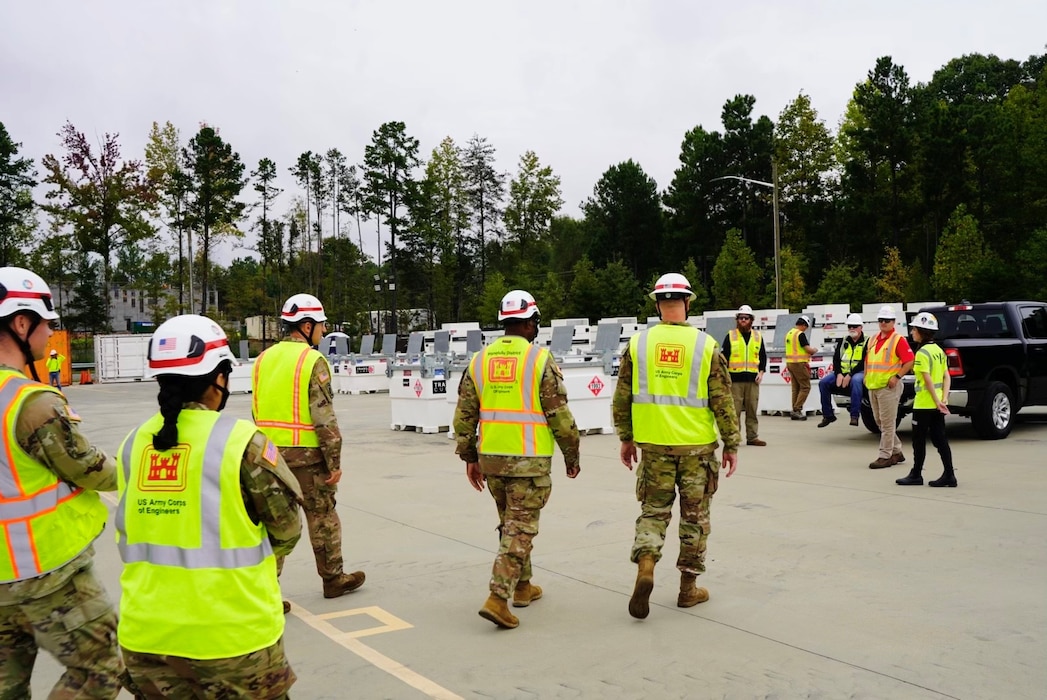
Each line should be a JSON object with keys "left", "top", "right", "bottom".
{"left": 908, "top": 301, "right": 1047, "bottom": 439}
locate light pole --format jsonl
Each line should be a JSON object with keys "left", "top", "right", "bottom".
{"left": 372, "top": 274, "right": 396, "bottom": 334}
{"left": 711, "top": 163, "right": 782, "bottom": 309}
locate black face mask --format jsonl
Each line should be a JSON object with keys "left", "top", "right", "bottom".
{"left": 212, "top": 375, "right": 231, "bottom": 412}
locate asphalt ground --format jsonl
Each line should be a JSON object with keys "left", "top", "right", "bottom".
{"left": 31, "top": 382, "right": 1047, "bottom": 699}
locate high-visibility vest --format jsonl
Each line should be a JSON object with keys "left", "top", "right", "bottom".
{"left": 468, "top": 336, "right": 554, "bottom": 457}
{"left": 629, "top": 324, "right": 717, "bottom": 445}
{"left": 252, "top": 341, "right": 325, "bottom": 447}
{"left": 784, "top": 328, "right": 809, "bottom": 363}
{"left": 0, "top": 369, "right": 108, "bottom": 583}
{"left": 914, "top": 342, "right": 947, "bottom": 409}
{"left": 864, "top": 333, "right": 903, "bottom": 390}
{"left": 839, "top": 340, "right": 865, "bottom": 374}
{"left": 727, "top": 329, "right": 762, "bottom": 374}
{"left": 116, "top": 410, "right": 282, "bottom": 659}
{"left": 46, "top": 355, "right": 63, "bottom": 372}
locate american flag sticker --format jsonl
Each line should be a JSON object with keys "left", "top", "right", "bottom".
{"left": 157, "top": 337, "right": 177, "bottom": 353}
{"left": 262, "top": 440, "right": 279, "bottom": 466}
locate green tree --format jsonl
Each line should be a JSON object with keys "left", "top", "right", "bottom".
{"left": 932, "top": 205, "right": 988, "bottom": 301}
{"left": 582, "top": 159, "right": 664, "bottom": 281}
{"left": 64, "top": 253, "right": 109, "bottom": 332}
{"left": 537, "top": 271, "right": 567, "bottom": 321}
{"left": 462, "top": 134, "right": 506, "bottom": 288}
{"left": 477, "top": 271, "right": 507, "bottom": 326}
{"left": 42, "top": 122, "right": 155, "bottom": 323}
{"left": 772, "top": 246, "right": 810, "bottom": 311}
{"left": 144, "top": 121, "right": 190, "bottom": 312}
{"left": 252, "top": 157, "right": 284, "bottom": 275}
{"left": 0, "top": 122, "right": 36, "bottom": 267}
{"left": 183, "top": 125, "right": 247, "bottom": 315}
{"left": 596, "top": 260, "right": 642, "bottom": 318}
{"left": 504, "top": 150, "right": 563, "bottom": 265}
{"left": 566, "top": 256, "right": 601, "bottom": 321}
{"left": 289, "top": 151, "right": 322, "bottom": 252}
{"left": 1017, "top": 228, "right": 1047, "bottom": 300}
{"left": 663, "top": 125, "right": 727, "bottom": 271}
{"left": 711, "top": 228, "right": 762, "bottom": 309}
{"left": 812, "top": 262, "right": 874, "bottom": 309}
{"left": 680, "top": 258, "right": 711, "bottom": 313}
{"left": 876, "top": 246, "right": 910, "bottom": 302}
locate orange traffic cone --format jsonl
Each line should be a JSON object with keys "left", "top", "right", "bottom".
{"left": 79, "top": 370, "right": 93, "bottom": 385}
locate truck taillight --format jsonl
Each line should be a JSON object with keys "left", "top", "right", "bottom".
{"left": 945, "top": 348, "right": 964, "bottom": 377}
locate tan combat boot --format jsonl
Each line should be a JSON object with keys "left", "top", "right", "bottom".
{"left": 628, "top": 554, "right": 656, "bottom": 619}
{"left": 479, "top": 594, "right": 519, "bottom": 628}
{"left": 512, "top": 581, "right": 543, "bottom": 608}
{"left": 677, "top": 572, "right": 709, "bottom": 608}
{"left": 323, "top": 571, "right": 366, "bottom": 598}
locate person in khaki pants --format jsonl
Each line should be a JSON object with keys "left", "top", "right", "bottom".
{"left": 722, "top": 305, "right": 767, "bottom": 445}
{"left": 783, "top": 316, "right": 820, "bottom": 420}
{"left": 864, "top": 305, "right": 914, "bottom": 469}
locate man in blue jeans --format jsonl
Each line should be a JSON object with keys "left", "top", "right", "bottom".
{"left": 817, "top": 313, "right": 866, "bottom": 427}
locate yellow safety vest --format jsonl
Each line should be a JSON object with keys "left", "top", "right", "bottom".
{"left": 727, "top": 329, "right": 762, "bottom": 374}
{"left": 784, "top": 328, "right": 809, "bottom": 363}
{"left": 115, "top": 410, "right": 282, "bottom": 659}
{"left": 839, "top": 340, "right": 865, "bottom": 374}
{"left": 0, "top": 369, "right": 108, "bottom": 583}
{"left": 46, "top": 355, "right": 63, "bottom": 372}
{"left": 252, "top": 341, "right": 324, "bottom": 447}
{"left": 629, "top": 324, "right": 717, "bottom": 445}
{"left": 914, "top": 342, "right": 947, "bottom": 409}
{"left": 864, "top": 333, "right": 903, "bottom": 390}
{"left": 468, "top": 336, "right": 554, "bottom": 457}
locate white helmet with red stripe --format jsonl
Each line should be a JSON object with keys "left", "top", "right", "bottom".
{"left": 498, "top": 289, "right": 540, "bottom": 322}
{"left": 146, "top": 314, "right": 238, "bottom": 379}
{"left": 281, "top": 293, "right": 327, "bottom": 324}
{"left": 649, "top": 272, "right": 695, "bottom": 301}
{"left": 0, "top": 266, "right": 59, "bottom": 321}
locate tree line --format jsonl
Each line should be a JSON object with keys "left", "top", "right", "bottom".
{"left": 1, "top": 50, "right": 1045, "bottom": 337}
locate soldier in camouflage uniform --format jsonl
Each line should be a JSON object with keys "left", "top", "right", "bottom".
{"left": 454, "top": 290, "right": 581, "bottom": 630}
{"left": 613, "top": 273, "right": 740, "bottom": 619}
{"left": 252, "top": 293, "right": 364, "bottom": 605}
{"left": 0, "top": 266, "right": 126, "bottom": 698}
{"left": 118, "top": 314, "right": 303, "bottom": 698}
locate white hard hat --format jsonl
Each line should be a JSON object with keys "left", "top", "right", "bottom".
{"left": 281, "top": 293, "right": 327, "bottom": 324}
{"left": 736, "top": 304, "right": 754, "bottom": 318}
{"left": 877, "top": 305, "right": 897, "bottom": 320}
{"left": 911, "top": 312, "right": 939, "bottom": 331}
{"left": 649, "top": 273, "right": 695, "bottom": 301}
{"left": 797, "top": 315, "right": 811, "bottom": 327}
{"left": 846, "top": 313, "right": 863, "bottom": 326}
{"left": 0, "top": 267, "right": 59, "bottom": 321}
{"left": 146, "top": 314, "right": 238, "bottom": 379}
{"left": 498, "top": 290, "right": 540, "bottom": 322}
{"left": 50, "top": 349, "right": 58, "bottom": 355}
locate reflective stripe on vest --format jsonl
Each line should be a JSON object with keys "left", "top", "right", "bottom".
{"left": 864, "top": 333, "right": 903, "bottom": 390}
{"left": 116, "top": 416, "right": 273, "bottom": 569}
{"left": 251, "top": 342, "right": 320, "bottom": 447}
{"left": 1, "top": 371, "right": 107, "bottom": 582}
{"left": 785, "top": 328, "right": 809, "bottom": 363}
{"left": 839, "top": 340, "right": 865, "bottom": 374}
{"left": 470, "top": 337, "right": 554, "bottom": 457}
{"left": 630, "top": 325, "right": 718, "bottom": 445}
{"left": 727, "top": 329, "right": 761, "bottom": 373}
{"left": 914, "top": 344, "right": 947, "bottom": 409}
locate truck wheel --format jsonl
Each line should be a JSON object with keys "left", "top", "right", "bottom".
{"left": 860, "top": 390, "right": 908, "bottom": 434}
{"left": 972, "top": 381, "right": 1014, "bottom": 439}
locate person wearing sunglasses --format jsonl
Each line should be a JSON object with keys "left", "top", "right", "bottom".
{"left": 865, "top": 306, "right": 915, "bottom": 469}
{"left": 0, "top": 266, "right": 127, "bottom": 698}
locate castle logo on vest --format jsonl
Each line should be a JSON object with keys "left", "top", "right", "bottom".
{"left": 488, "top": 356, "right": 518, "bottom": 382}
{"left": 138, "top": 446, "right": 190, "bottom": 492}
{"left": 654, "top": 343, "right": 685, "bottom": 368}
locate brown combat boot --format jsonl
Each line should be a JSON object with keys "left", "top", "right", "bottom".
{"left": 512, "top": 581, "right": 543, "bottom": 608}
{"left": 628, "top": 554, "right": 656, "bottom": 619}
{"left": 677, "top": 573, "right": 710, "bottom": 607}
{"left": 282, "top": 600, "right": 291, "bottom": 614}
{"left": 323, "top": 571, "right": 366, "bottom": 598}
{"left": 479, "top": 594, "right": 519, "bottom": 628}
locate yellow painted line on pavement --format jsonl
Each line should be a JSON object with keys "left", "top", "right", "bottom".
{"left": 290, "top": 602, "right": 464, "bottom": 700}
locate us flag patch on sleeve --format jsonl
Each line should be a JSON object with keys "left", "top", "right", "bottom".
{"left": 263, "top": 440, "right": 279, "bottom": 466}
{"left": 317, "top": 368, "right": 330, "bottom": 384}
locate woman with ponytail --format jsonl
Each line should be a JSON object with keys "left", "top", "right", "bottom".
{"left": 114, "top": 314, "right": 304, "bottom": 699}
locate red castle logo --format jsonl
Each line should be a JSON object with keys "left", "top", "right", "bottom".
{"left": 654, "top": 343, "right": 685, "bottom": 368}
{"left": 139, "top": 445, "right": 189, "bottom": 492}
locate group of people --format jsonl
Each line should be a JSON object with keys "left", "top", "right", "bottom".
{"left": 1, "top": 266, "right": 363, "bottom": 698}
{"left": 725, "top": 302, "right": 956, "bottom": 487}
{"left": 454, "top": 274, "right": 740, "bottom": 627}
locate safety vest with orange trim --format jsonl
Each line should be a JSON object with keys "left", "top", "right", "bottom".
{"left": 468, "top": 336, "right": 554, "bottom": 457}
{"left": 784, "top": 328, "right": 810, "bottom": 364}
{"left": 727, "top": 329, "right": 762, "bottom": 374}
{"left": 251, "top": 341, "right": 324, "bottom": 447}
{"left": 864, "top": 333, "right": 903, "bottom": 390}
{"left": 0, "top": 369, "right": 108, "bottom": 583}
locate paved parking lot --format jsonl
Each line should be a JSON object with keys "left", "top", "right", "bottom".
{"left": 31, "top": 382, "right": 1047, "bottom": 699}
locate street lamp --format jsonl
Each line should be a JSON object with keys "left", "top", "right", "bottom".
{"left": 711, "top": 162, "right": 782, "bottom": 309}
{"left": 372, "top": 274, "right": 396, "bottom": 334}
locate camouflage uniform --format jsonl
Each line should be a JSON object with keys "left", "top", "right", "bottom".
{"left": 0, "top": 370, "right": 125, "bottom": 699}
{"left": 267, "top": 339, "right": 349, "bottom": 582}
{"left": 453, "top": 354, "right": 581, "bottom": 600}
{"left": 611, "top": 325, "right": 740, "bottom": 575}
{"left": 122, "top": 404, "right": 302, "bottom": 698}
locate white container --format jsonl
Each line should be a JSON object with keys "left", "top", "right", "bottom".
{"left": 761, "top": 350, "right": 832, "bottom": 414}
{"left": 94, "top": 334, "right": 152, "bottom": 383}
{"left": 227, "top": 360, "right": 254, "bottom": 393}
{"left": 389, "top": 366, "right": 454, "bottom": 433}
{"left": 335, "top": 359, "right": 389, "bottom": 394}
{"left": 559, "top": 359, "right": 615, "bottom": 434}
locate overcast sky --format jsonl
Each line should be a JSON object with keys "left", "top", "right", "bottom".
{"left": 3, "top": 0, "right": 1045, "bottom": 264}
